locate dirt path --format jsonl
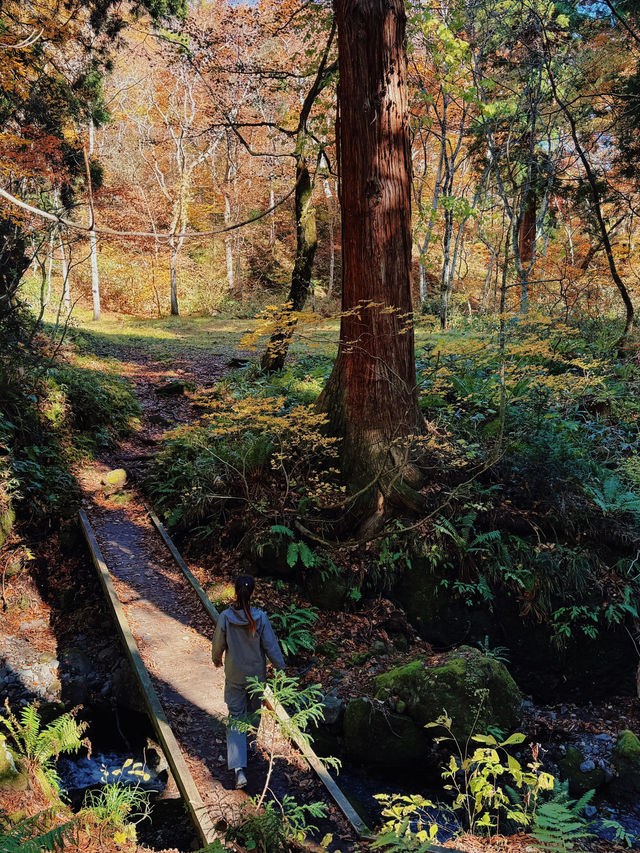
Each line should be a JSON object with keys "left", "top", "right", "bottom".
{"left": 77, "top": 341, "right": 353, "bottom": 844}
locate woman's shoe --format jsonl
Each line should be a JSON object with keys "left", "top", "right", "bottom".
{"left": 234, "top": 768, "right": 247, "bottom": 789}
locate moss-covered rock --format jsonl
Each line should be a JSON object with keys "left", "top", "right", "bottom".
{"left": 395, "top": 561, "right": 491, "bottom": 647}
{"left": 343, "top": 697, "right": 428, "bottom": 769}
{"left": 102, "top": 468, "right": 127, "bottom": 494}
{"left": 0, "top": 504, "right": 15, "bottom": 548}
{"left": 612, "top": 729, "right": 640, "bottom": 796}
{"left": 156, "top": 379, "right": 197, "bottom": 396}
{"left": 0, "top": 735, "right": 28, "bottom": 791}
{"left": 374, "top": 646, "right": 521, "bottom": 740}
{"left": 558, "top": 747, "right": 606, "bottom": 795}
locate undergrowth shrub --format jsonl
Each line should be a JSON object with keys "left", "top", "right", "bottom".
{"left": 81, "top": 762, "right": 152, "bottom": 845}
{"left": 0, "top": 310, "right": 139, "bottom": 524}
{"left": 271, "top": 605, "right": 318, "bottom": 658}
{"left": 227, "top": 797, "right": 327, "bottom": 853}
{"left": 148, "top": 365, "right": 343, "bottom": 536}
{"left": 46, "top": 362, "right": 140, "bottom": 444}
{"left": 0, "top": 809, "right": 75, "bottom": 853}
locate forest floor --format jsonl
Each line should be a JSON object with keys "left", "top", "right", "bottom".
{"left": 3, "top": 309, "right": 639, "bottom": 852}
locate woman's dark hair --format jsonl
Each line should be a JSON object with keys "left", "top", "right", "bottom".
{"left": 234, "top": 575, "right": 256, "bottom": 635}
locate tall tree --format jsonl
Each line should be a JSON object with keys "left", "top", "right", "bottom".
{"left": 318, "top": 0, "right": 423, "bottom": 534}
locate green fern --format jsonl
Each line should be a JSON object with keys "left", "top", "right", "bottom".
{"left": 585, "top": 476, "right": 640, "bottom": 516}
{"left": 0, "top": 701, "right": 88, "bottom": 791}
{"left": 0, "top": 809, "right": 75, "bottom": 853}
{"left": 271, "top": 605, "right": 318, "bottom": 657}
{"left": 532, "top": 787, "right": 594, "bottom": 852}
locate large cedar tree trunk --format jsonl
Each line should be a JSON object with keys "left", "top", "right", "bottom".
{"left": 317, "top": 0, "right": 423, "bottom": 533}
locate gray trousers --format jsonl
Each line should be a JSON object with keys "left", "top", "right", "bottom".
{"left": 224, "top": 681, "right": 261, "bottom": 770}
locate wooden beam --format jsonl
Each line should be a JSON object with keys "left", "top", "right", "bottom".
{"left": 147, "top": 505, "right": 221, "bottom": 625}
{"left": 79, "top": 509, "right": 218, "bottom": 848}
{"left": 263, "top": 685, "right": 372, "bottom": 839}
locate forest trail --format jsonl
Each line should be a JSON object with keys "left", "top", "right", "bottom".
{"left": 74, "top": 336, "right": 354, "bottom": 847}
{"left": 74, "top": 334, "right": 253, "bottom": 833}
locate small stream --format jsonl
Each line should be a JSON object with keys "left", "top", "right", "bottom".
{"left": 57, "top": 750, "right": 164, "bottom": 798}
{"left": 56, "top": 704, "right": 198, "bottom": 851}
{"left": 336, "top": 766, "right": 460, "bottom": 843}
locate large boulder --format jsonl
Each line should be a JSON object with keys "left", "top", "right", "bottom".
{"left": 304, "top": 570, "right": 350, "bottom": 610}
{"left": 343, "top": 697, "right": 428, "bottom": 769}
{"left": 611, "top": 730, "right": 640, "bottom": 798}
{"left": 373, "top": 646, "right": 522, "bottom": 740}
{"left": 394, "top": 560, "right": 637, "bottom": 702}
{"left": 395, "top": 561, "right": 491, "bottom": 647}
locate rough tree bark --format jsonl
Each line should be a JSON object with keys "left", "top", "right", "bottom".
{"left": 317, "top": 0, "right": 423, "bottom": 534}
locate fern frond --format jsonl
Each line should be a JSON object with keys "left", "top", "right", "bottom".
{"left": 0, "top": 811, "right": 74, "bottom": 853}
{"left": 20, "top": 704, "right": 42, "bottom": 756}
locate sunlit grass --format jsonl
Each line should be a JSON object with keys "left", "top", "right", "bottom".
{"left": 24, "top": 273, "right": 446, "bottom": 367}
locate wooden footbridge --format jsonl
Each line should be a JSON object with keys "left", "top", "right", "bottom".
{"left": 78, "top": 501, "right": 369, "bottom": 848}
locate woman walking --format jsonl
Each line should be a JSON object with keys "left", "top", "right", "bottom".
{"left": 212, "top": 575, "right": 285, "bottom": 789}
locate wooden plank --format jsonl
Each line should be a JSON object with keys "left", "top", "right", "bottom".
{"left": 147, "top": 509, "right": 373, "bottom": 839}
{"left": 78, "top": 509, "right": 217, "bottom": 848}
{"left": 147, "top": 505, "right": 221, "bottom": 625}
{"left": 263, "top": 686, "right": 372, "bottom": 839}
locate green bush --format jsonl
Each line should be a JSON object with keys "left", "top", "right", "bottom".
{"left": 0, "top": 702, "right": 88, "bottom": 793}
{"left": 0, "top": 313, "right": 139, "bottom": 524}
{"left": 147, "top": 429, "right": 274, "bottom": 529}
{"left": 46, "top": 363, "right": 140, "bottom": 442}
{"left": 0, "top": 810, "right": 75, "bottom": 853}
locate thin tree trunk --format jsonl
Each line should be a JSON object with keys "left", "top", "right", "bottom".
{"left": 260, "top": 23, "right": 336, "bottom": 373}
{"left": 224, "top": 193, "right": 234, "bottom": 290}
{"left": 88, "top": 118, "right": 101, "bottom": 321}
{"left": 90, "top": 229, "right": 100, "bottom": 320}
{"left": 45, "top": 230, "right": 54, "bottom": 305}
{"left": 317, "top": 0, "right": 423, "bottom": 533}
{"left": 269, "top": 184, "right": 276, "bottom": 248}
{"left": 324, "top": 176, "right": 336, "bottom": 297}
{"left": 261, "top": 157, "right": 318, "bottom": 372}
{"left": 440, "top": 208, "right": 454, "bottom": 329}
{"left": 58, "top": 229, "right": 70, "bottom": 311}
{"left": 480, "top": 247, "right": 496, "bottom": 312}
{"left": 419, "top": 256, "right": 427, "bottom": 302}
{"left": 169, "top": 239, "right": 179, "bottom": 316}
